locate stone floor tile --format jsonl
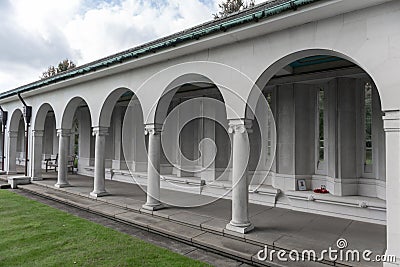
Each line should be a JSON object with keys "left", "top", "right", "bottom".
{"left": 115, "top": 211, "right": 163, "bottom": 228}
{"left": 88, "top": 203, "right": 128, "bottom": 217}
{"left": 193, "top": 233, "right": 262, "bottom": 261}
{"left": 153, "top": 207, "right": 183, "bottom": 219}
{"left": 169, "top": 211, "right": 214, "bottom": 227}
{"left": 148, "top": 220, "right": 205, "bottom": 242}
{"left": 201, "top": 218, "right": 229, "bottom": 234}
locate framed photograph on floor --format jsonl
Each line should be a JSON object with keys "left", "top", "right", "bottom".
{"left": 298, "top": 179, "right": 307, "bottom": 191}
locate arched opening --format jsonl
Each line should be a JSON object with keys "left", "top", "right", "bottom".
{"left": 154, "top": 74, "right": 231, "bottom": 195}
{"left": 8, "top": 109, "right": 25, "bottom": 174}
{"left": 32, "top": 103, "right": 57, "bottom": 180}
{"left": 249, "top": 52, "right": 385, "bottom": 223}
{"left": 98, "top": 88, "right": 146, "bottom": 183}
{"left": 60, "top": 97, "right": 93, "bottom": 183}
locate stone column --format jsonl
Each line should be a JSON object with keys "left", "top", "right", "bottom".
{"left": 55, "top": 129, "right": 71, "bottom": 188}
{"left": 31, "top": 130, "right": 44, "bottom": 181}
{"left": 226, "top": 119, "right": 254, "bottom": 234}
{"left": 112, "top": 106, "right": 123, "bottom": 170}
{"left": 90, "top": 126, "right": 109, "bottom": 197}
{"left": 383, "top": 110, "right": 400, "bottom": 265}
{"left": 142, "top": 123, "right": 163, "bottom": 211}
{"left": 7, "top": 130, "right": 18, "bottom": 174}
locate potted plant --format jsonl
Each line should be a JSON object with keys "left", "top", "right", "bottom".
{"left": 73, "top": 156, "right": 78, "bottom": 173}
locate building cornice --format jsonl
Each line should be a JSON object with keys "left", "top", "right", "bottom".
{"left": 0, "top": 0, "right": 392, "bottom": 104}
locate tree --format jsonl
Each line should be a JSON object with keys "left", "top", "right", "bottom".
{"left": 40, "top": 59, "right": 76, "bottom": 79}
{"left": 213, "top": 0, "right": 255, "bottom": 19}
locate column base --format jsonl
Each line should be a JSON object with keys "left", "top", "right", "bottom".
{"left": 226, "top": 221, "right": 254, "bottom": 234}
{"left": 55, "top": 182, "right": 71, "bottom": 188}
{"left": 142, "top": 203, "right": 164, "bottom": 211}
{"left": 90, "top": 191, "right": 110, "bottom": 198}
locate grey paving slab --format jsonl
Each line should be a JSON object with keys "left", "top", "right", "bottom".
{"left": 125, "top": 201, "right": 146, "bottom": 212}
{"left": 193, "top": 232, "right": 262, "bottom": 261}
{"left": 201, "top": 218, "right": 229, "bottom": 234}
{"left": 339, "top": 221, "right": 386, "bottom": 254}
{"left": 115, "top": 211, "right": 163, "bottom": 228}
{"left": 18, "top": 184, "right": 47, "bottom": 193}
{"left": 273, "top": 235, "right": 333, "bottom": 260}
{"left": 335, "top": 221, "right": 386, "bottom": 267}
{"left": 245, "top": 228, "right": 283, "bottom": 246}
{"left": 64, "top": 195, "right": 101, "bottom": 209}
{"left": 98, "top": 195, "right": 145, "bottom": 212}
{"left": 41, "top": 189, "right": 75, "bottom": 203}
{"left": 296, "top": 215, "right": 352, "bottom": 238}
{"left": 152, "top": 207, "right": 183, "bottom": 219}
{"left": 169, "top": 211, "right": 214, "bottom": 227}
{"left": 88, "top": 203, "right": 128, "bottom": 217}
{"left": 148, "top": 220, "right": 205, "bottom": 242}
{"left": 251, "top": 208, "right": 317, "bottom": 235}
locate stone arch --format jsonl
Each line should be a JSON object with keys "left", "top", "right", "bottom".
{"left": 61, "top": 96, "right": 92, "bottom": 130}
{"left": 31, "top": 103, "right": 57, "bottom": 180}
{"left": 34, "top": 103, "right": 56, "bottom": 131}
{"left": 245, "top": 48, "right": 385, "bottom": 199}
{"left": 135, "top": 62, "right": 255, "bottom": 124}
{"left": 9, "top": 108, "right": 23, "bottom": 132}
{"left": 60, "top": 96, "right": 94, "bottom": 175}
{"left": 97, "top": 87, "right": 146, "bottom": 172}
{"left": 7, "top": 108, "right": 24, "bottom": 173}
{"left": 97, "top": 88, "right": 134, "bottom": 127}
{"left": 246, "top": 49, "right": 383, "bottom": 119}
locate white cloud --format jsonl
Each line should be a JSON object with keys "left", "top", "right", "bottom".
{"left": 0, "top": 0, "right": 264, "bottom": 93}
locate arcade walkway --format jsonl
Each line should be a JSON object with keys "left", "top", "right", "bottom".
{"left": 1, "top": 172, "right": 386, "bottom": 267}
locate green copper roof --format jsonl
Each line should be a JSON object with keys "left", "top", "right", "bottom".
{"left": 0, "top": 0, "right": 321, "bottom": 100}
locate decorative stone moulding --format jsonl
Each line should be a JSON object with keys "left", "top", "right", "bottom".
{"left": 228, "top": 119, "right": 253, "bottom": 134}
{"left": 144, "top": 123, "right": 163, "bottom": 135}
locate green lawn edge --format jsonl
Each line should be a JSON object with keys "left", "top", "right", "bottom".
{"left": 0, "top": 190, "right": 210, "bottom": 267}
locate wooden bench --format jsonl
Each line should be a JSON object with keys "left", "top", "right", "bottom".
{"left": 67, "top": 155, "right": 76, "bottom": 174}
{"left": 45, "top": 154, "right": 76, "bottom": 174}
{"left": 45, "top": 154, "right": 58, "bottom": 172}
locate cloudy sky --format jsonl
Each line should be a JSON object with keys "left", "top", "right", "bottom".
{"left": 0, "top": 0, "right": 263, "bottom": 93}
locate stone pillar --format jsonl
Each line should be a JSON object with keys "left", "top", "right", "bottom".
{"left": 383, "top": 110, "right": 400, "bottom": 265}
{"left": 90, "top": 127, "right": 109, "bottom": 197}
{"left": 142, "top": 123, "right": 163, "bottom": 211}
{"left": 31, "top": 130, "right": 44, "bottom": 181}
{"left": 226, "top": 119, "right": 254, "bottom": 234}
{"left": 7, "top": 131, "right": 18, "bottom": 174}
{"left": 112, "top": 106, "right": 123, "bottom": 170}
{"left": 55, "top": 129, "right": 71, "bottom": 188}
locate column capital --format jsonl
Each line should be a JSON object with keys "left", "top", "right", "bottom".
{"left": 228, "top": 119, "right": 253, "bottom": 134}
{"left": 57, "top": 129, "right": 72, "bottom": 137}
{"left": 32, "top": 130, "right": 44, "bottom": 137}
{"left": 92, "top": 126, "right": 108, "bottom": 136}
{"left": 8, "top": 130, "right": 18, "bottom": 138}
{"left": 383, "top": 110, "right": 400, "bottom": 132}
{"left": 144, "top": 123, "right": 163, "bottom": 135}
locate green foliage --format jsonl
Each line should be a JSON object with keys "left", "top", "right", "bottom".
{"left": 0, "top": 191, "right": 208, "bottom": 267}
{"left": 214, "top": 0, "right": 255, "bottom": 19}
{"left": 40, "top": 59, "right": 76, "bottom": 79}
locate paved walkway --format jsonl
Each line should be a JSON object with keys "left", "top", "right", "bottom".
{"left": 1, "top": 172, "right": 386, "bottom": 267}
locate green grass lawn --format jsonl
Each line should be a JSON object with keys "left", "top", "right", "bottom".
{"left": 0, "top": 190, "right": 208, "bottom": 267}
